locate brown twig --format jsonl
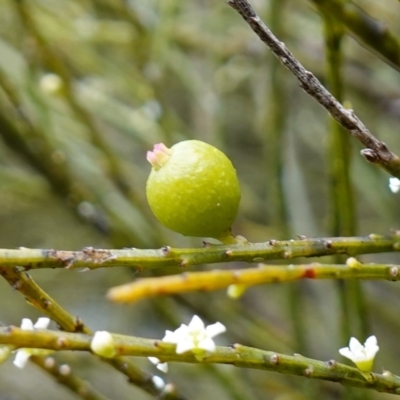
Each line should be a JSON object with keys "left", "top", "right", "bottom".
{"left": 228, "top": 0, "right": 400, "bottom": 177}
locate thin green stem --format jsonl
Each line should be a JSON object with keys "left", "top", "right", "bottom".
{"left": 0, "top": 234, "right": 397, "bottom": 270}
{"left": 323, "top": 9, "right": 353, "bottom": 351}
{"left": 1, "top": 328, "right": 398, "bottom": 395}
{"left": 265, "top": 0, "right": 306, "bottom": 358}
{"left": 322, "top": 9, "right": 369, "bottom": 351}
{"left": 265, "top": 0, "right": 289, "bottom": 235}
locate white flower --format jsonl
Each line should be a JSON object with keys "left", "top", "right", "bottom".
{"left": 162, "top": 315, "right": 226, "bottom": 359}
{"left": 339, "top": 335, "right": 379, "bottom": 372}
{"left": 14, "top": 317, "right": 52, "bottom": 369}
{"left": 90, "top": 331, "right": 117, "bottom": 358}
{"left": 389, "top": 178, "right": 400, "bottom": 193}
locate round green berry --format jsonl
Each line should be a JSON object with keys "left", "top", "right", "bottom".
{"left": 146, "top": 140, "right": 241, "bottom": 240}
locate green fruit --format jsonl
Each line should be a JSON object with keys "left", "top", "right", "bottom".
{"left": 146, "top": 140, "right": 241, "bottom": 240}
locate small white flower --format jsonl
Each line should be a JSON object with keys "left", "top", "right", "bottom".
{"left": 90, "top": 331, "right": 117, "bottom": 358}
{"left": 339, "top": 335, "right": 379, "bottom": 372}
{"left": 389, "top": 178, "right": 400, "bottom": 193}
{"left": 148, "top": 356, "right": 168, "bottom": 373}
{"left": 14, "top": 317, "right": 52, "bottom": 369}
{"left": 162, "top": 315, "right": 226, "bottom": 359}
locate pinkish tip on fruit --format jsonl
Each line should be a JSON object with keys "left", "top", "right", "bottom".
{"left": 146, "top": 143, "right": 172, "bottom": 170}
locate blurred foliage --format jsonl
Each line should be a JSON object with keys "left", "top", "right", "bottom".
{"left": 1, "top": 0, "right": 400, "bottom": 399}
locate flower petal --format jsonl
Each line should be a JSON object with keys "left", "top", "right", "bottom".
{"left": 205, "top": 322, "right": 226, "bottom": 338}
{"left": 14, "top": 350, "right": 31, "bottom": 369}
{"left": 175, "top": 339, "right": 195, "bottom": 354}
{"left": 198, "top": 338, "right": 216, "bottom": 353}
{"left": 389, "top": 178, "right": 400, "bottom": 193}
{"left": 148, "top": 357, "right": 161, "bottom": 365}
{"left": 156, "top": 362, "right": 168, "bottom": 373}
{"left": 20, "top": 319, "right": 34, "bottom": 331}
{"left": 163, "top": 329, "right": 185, "bottom": 344}
{"left": 148, "top": 357, "right": 168, "bottom": 373}
{"left": 162, "top": 330, "right": 176, "bottom": 343}
{"left": 173, "top": 325, "right": 189, "bottom": 338}
{"left": 348, "top": 337, "right": 363, "bottom": 353}
{"left": 365, "top": 336, "right": 379, "bottom": 358}
{"left": 338, "top": 346, "right": 354, "bottom": 361}
{"left": 365, "top": 335, "right": 377, "bottom": 348}
{"left": 34, "top": 318, "right": 51, "bottom": 330}
{"left": 152, "top": 375, "right": 166, "bottom": 389}
{"left": 188, "top": 315, "right": 205, "bottom": 331}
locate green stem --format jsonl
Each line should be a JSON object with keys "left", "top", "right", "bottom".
{"left": 0, "top": 234, "right": 398, "bottom": 270}
{"left": 323, "top": 10, "right": 353, "bottom": 349}
{"left": 265, "top": 0, "right": 289, "bottom": 236}
{"left": 265, "top": 0, "right": 306, "bottom": 358}
{"left": 322, "top": 10, "right": 369, "bottom": 346}
{"left": 1, "top": 328, "right": 398, "bottom": 394}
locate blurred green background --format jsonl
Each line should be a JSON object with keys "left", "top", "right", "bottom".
{"left": 1, "top": 0, "right": 400, "bottom": 399}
